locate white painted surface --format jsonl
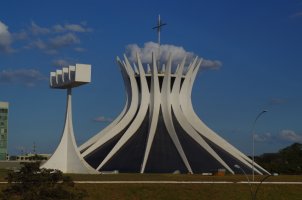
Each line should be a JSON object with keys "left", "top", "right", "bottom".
{"left": 44, "top": 65, "right": 97, "bottom": 173}
{"left": 50, "top": 64, "right": 91, "bottom": 88}
{"left": 81, "top": 54, "right": 268, "bottom": 175}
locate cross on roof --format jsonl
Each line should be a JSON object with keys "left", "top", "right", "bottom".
{"left": 152, "top": 15, "right": 167, "bottom": 47}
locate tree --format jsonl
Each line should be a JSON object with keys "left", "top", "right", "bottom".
{"left": 1, "top": 162, "right": 88, "bottom": 200}
{"left": 256, "top": 143, "right": 302, "bottom": 174}
{"left": 28, "top": 154, "right": 48, "bottom": 161}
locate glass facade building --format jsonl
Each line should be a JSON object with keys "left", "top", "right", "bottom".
{"left": 0, "top": 102, "right": 8, "bottom": 160}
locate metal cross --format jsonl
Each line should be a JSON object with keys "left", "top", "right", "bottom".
{"left": 152, "top": 15, "right": 167, "bottom": 61}
{"left": 153, "top": 15, "right": 167, "bottom": 46}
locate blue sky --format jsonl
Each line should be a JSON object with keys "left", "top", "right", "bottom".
{"left": 1, "top": 0, "right": 302, "bottom": 156}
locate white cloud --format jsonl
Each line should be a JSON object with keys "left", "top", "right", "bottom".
{"left": 0, "top": 20, "right": 13, "bottom": 53}
{"left": 253, "top": 130, "right": 302, "bottom": 144}
{"left": 49, "top": 33, "right": 80, "bottom": 48}
{"left": 93, "top": 116, "right": 113, "bottom": 123}
{"left": 52, "top": 59, "right": 71, "bottom": 67}
{"left": 31, "top": 39, "right": 47, "bottom": 49}
{"left": 290, "top": 12, "right": 302, "bottom": 19}
{"left": 269, "top": 98, "right": 287, "bottom": 105}
{"left": 30, "top": 22, "right": 50, "bottom": 35}
{"left": 0, "top": 21, "right": 92, "bottom": 54}
{"left": 0, "top": 69, "right": 47, "bottom": 87}
{"left": 12, "top": 31, "right": 28, "bottom": 40}
{"left": 201, "top": 59, "right": 222, "bottom": 70}
{"left": 254, "top": 132, "right": 272, "bottom": 142}
{"left": 53, "top": 23, "right": 92, "bottom": 33}
{"left": 30, "top": 21, "right": 92, "bottom": 35}
{"left": 125, "top": 41, "right": 222, "bottom": 70}
{"left": 74, "top": 47, "right": 86, "bottom": 52}
{"left": 279, "top": 130, "right": 302, "bottom": 143}
{"left": 52, "top": 24, "right": 65, "bottom": 32}
{"left": 28, "top": 33, "right": 80, "bottom": 54}
{"left": 64, "top": 24, "right": 91, "bottom": 32}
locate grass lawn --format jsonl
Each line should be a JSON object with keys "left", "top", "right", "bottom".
{"left": 70, "top": 174, "right": 302, "bottom": 199}
{"left": 69, "top": 173, "right": 302, "bottom": 182}
{"left": 78, "top": 183, "right": 302, "bottom": 200}
{"left": 0, "top": 172, "right": 301, "bottom": 199}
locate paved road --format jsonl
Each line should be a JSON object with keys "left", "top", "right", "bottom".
{"left": 72, "top": 181, "right": 302, "bottom": 184}
{"left": 0, "top": 181, "right": 301, "bottom": 184}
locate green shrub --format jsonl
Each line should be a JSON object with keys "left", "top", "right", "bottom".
{"left": 1, "top": 162, "right": 87, "bottom": 200}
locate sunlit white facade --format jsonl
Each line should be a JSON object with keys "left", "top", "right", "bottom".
{"left": 42, "top": 64, "right": 97, "bottom": 174}
{"left": 80, "top": 54, "right": 269, "bottom": 174}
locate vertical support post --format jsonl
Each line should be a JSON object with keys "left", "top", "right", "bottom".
{"left": 66, "top": 88, "right": 73, "bottom": 138}
{"left": 252, "top": 110, "right": 268, "bottom": 181}
{"left": 44, "top": 64, "right": 96, "bottom": 174}
{"left": 152, "top": 15, "right": 166, "bottom": 69}
{"left": 157, "top": 15, "right": 161, "bottom": 59}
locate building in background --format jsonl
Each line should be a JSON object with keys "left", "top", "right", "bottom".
{"left": 0, "top": 102, "right": 8, "bottom": 160}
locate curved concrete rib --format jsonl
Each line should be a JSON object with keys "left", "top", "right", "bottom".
{"left": 161, "top": 55, "right": 193, "bottom": 173}
{"left": 180, "top": 60, "right": 261, "bottom": 173}
{"left": 140, "top": 53, "right": 161, "bottom": 173}
{"left": 196, "top": 64, "right": 267, "bottom": 173}
{"left": 82, "top": 55, "right": 139, "bottom": 158}
{"left": 170, "top": 57, "right": 234, "bottom": 174}
{"left": 180, "top": 60, "right": 266, "bottom": 174}
{"left": 81, "top": 53, "right": 269, "bottom": 175}
{"left": 97, "top": 53, "right": 150, "bottom": 171}
{"left": 79, "top": 58, "right": 131, "bottom": 153}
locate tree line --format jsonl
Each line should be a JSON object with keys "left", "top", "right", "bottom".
{"left": 255, "top": 143, "right": 302, "bottom": 174}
